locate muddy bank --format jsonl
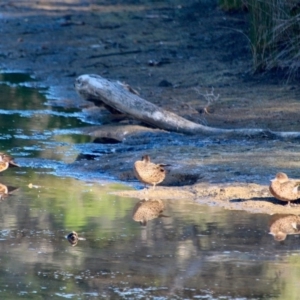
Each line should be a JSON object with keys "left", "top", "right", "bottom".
{"left": 114, "top": 182, "right": 300, "bottom": 215}
{"left": 1, "top": 0, "right": 300, "bottom": 130}
{"left": 1, "top": 0, "right": 300, "bottom": 215}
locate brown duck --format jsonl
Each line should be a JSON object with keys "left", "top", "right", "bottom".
{"left": 132, "top": 199, "right": 167, "bottom": 226}
{"left": 67, "top": 231, "right": 79, "bottom": 246}
{"left": 134, "top": 155, "right": 167, "bottom": 189}
{"left": 269, "top": 172, "right": 300, "bottom": 206}
{"left": 67, "top": 231, "right": 86, "bottom": 246}
{"left": 269, "top": 214, "right": 300, "bottom": 241}
{"left": 0, "top": 152, "right": 20, "bottom": 172}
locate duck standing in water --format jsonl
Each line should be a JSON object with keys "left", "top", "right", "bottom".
{"left": 0, "top": 152, "right": 20, "bottom": 172}
{"left": 134, "top": 155, "right": 167, "bottom": 189}
{"left": 269, "top": 172, "right": 300, "bottom": 206}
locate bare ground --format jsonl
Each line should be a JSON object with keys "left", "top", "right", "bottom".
{"left": 1, "top": 0, "right": 300, "bottom": 214}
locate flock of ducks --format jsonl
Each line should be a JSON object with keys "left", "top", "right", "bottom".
{"left": 3, "top": 150, "right": 298, "bottom": 207}
{"left": 133, "top": 156, "right": 300, "bottom": 241}
{"left": 134, "top": 155, "right": 300, "bottom": 207}
{"left": 2, "top": 151, "right": 300, "bottom": 243}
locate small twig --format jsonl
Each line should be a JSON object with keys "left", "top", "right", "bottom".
{"left": 194, "top": 87, "right": 220, "bottom": 115}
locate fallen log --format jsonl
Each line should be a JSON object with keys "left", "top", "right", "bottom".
{"left": 75, "top": 74, "right": 300, "bottom": 138}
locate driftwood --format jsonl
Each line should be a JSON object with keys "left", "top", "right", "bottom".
{"left": 75, "top": 74, "right": 300, "bottom": 138}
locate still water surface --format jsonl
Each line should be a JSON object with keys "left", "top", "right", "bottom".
{"left": 0, "top": 74, "right": 299, "bottom": 299}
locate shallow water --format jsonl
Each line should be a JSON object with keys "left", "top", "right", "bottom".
{"left": 1, "top": 174, "right": 300, "bottom": 300}
{"left": 0, "top": 74, "right": 300, "bottom": 299}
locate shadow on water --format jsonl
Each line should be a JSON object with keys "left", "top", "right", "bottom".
{"left": 1, "top": 73, "right": 300, "bottom": 299}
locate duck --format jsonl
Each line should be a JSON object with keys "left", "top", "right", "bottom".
{"left": 269, "top": 214, "right": 300, "bottom": 241}
{"left": 67, "top": 231, "right": 79, "bottom": 246}
{"left": 133, "top": 155, "right": 167, "bottom": 189}
{"left": 269, "top": 172, "right": 300, "bottom": 206}
{"left": 0, "top": 152, "right": 20, "bottom": 172}
{"left": 67, "top": 231, "right": 86, "bottom": 246}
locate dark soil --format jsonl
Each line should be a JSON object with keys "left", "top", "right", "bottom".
{"left": 1, "top": 0, "right": 300, "bottom": 214}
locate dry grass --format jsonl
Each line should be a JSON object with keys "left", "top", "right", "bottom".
{"left": 220, "top": 0, "right": 300, "bottom": 78}
{"left": 247, "top": 0, "right": 300, "bottom": 75}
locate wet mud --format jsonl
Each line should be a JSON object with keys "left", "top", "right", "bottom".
{"left": 1, "top": 0, "right": 300, "bottom": 215}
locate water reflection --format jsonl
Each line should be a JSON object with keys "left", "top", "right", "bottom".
{"left": 132, "top": 199, "right": 168, "bottom": 226}
{"left": 0, "top": 169, "right": 296, "bottom": 299}
{"left": 0, "top": 75, "right": 91, "bottom": 165}
{"left": 269, "top": 214, "right": 300, "bottom": 241}
{"left": 0, "top": 182, "right": 18, "bottom": 200}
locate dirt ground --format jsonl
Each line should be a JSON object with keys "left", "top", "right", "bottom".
{"left": 1, "top": 0, "right": 300, "bottom": 214}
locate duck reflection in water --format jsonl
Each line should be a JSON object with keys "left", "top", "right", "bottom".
{"left": 0, "top": 152, "right": 20, "bottom": 173}
{"left": 67, "top": 231, "right": 86, "bottom": 246}
{"left": 269, "top": 214, "right": 300, "bottom": 241}
{"left": 0, "top": 182, "right": 18, "bottom": 200}
{"left": 132, "top": 199, "right": 168, "bottom": 226}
